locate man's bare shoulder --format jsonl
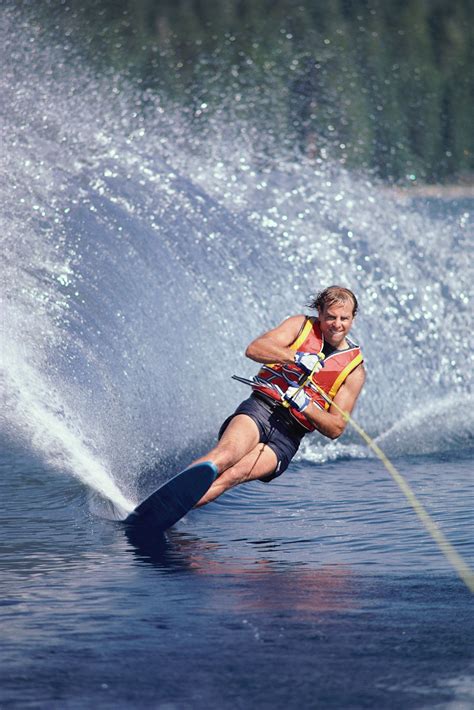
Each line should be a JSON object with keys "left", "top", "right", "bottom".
{"left": 270, "top": 314, "right": 307, "bottom": 338}
{"left": 330, "top": 362, "right": 365, "bottom": 416}
{"left": 344, "top": 361, "right": 366, "bottom": 395}
{"left": 351, "top": 360, "right": 366, "bottom": 378}
{"left": 278, "top": 313, "right": 308, "bottom": 328}
{"left": 247, "top": 314, "right": 307, "bottom": 351}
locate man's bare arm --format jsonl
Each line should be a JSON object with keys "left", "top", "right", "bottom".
{"left": 245, "top": 315, "right": 306, "bottom": 365}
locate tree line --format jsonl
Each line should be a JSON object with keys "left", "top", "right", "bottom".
{"left": 30, "top": 0, "right": 474, "bottom": 182}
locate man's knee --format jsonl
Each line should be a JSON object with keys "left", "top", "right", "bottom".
{"left": 218, "top": 463, "right": 248, "bottom": 488}
{"left": 210, "top": 433, "right": 260, "bottom": 472}
{"left": 206, "top": 443, "right": 242, "bottom": 473}
{"left": 223, "top": 447, "right": 271, "bottom": 486}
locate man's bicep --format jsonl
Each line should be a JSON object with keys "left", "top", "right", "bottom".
{"left": 257, "top": 315, "right": 306, "bottom": 346}
{"left": 331, "top": 364, "right": 366, "bottom": 415}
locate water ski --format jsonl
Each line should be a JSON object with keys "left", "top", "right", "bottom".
{"left": 124, "top": 461, "right": 218, "bottom": 531}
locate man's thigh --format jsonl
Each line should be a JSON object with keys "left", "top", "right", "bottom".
{"left": 194, "top": 442, "right": 278, "bottom": 507}
{"left": 217, "top": 414, "right": 261, "bottom": 461}
{"left": 221, "top": 443, "right": 278, "bottom": 485}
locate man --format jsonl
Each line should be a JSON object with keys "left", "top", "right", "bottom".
{"left": 194, "top": 285, "right": 365, "bottom": 506}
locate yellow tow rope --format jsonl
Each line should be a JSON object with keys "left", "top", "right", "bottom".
{"left": 234, "top": 364, "right": 474, "bottom": 594}
{"left": 310, "top": 373, "right": 474, "bottom": 594}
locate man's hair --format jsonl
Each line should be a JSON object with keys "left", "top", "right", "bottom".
{"left": 307, "top": 285, "right": 358, "bottom": 316}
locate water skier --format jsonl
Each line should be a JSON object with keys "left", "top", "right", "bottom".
{"left": 194, "top": 285, "right": 365, "bottom": 506}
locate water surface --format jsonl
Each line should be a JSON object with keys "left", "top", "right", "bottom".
{"left": 1, "top": 6, "right": 473, "bottom": 708}
{"left": 1, "top": 439, "right": 473, "bottom": 708}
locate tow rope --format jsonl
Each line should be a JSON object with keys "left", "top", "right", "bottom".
{"left": 232, "top": 372, "right": 474, "bottom": 594}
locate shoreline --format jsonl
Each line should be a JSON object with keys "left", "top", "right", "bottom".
{"left": 387, "top": 183, "right": 474, "bottom": 200}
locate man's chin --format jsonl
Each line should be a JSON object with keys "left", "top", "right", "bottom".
{"left": 326, "top": 335, "right": 345, "bottom": 348}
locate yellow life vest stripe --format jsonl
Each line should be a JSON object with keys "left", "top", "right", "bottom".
{"left": 290, "top": 316, "right": 316, "bottom": 351}
{"left": 266, "top": 316, "right": 316, "bottom": 368}
{"left": 327, "top": 352, "right": 364, "bottom": 402}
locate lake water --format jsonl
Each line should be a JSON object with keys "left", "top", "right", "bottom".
{"left": 1, "top": 438, "right": 473, "bottom": 708}
{"left": 1, "top": 5, "right": 473, "bottom": 708}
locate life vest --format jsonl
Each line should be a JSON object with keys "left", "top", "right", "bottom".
{"left": 252, "top": 317, "right": 363, "bottom": 431}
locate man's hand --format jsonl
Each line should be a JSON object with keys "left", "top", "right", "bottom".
{"left": 294, "top": 351, "right": 324, "bottom": 375}
{"left": 283, "top": 386, "right": 311, "bottom": 412}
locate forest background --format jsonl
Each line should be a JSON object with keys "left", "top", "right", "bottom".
{"left": 24, "top": 0, "right": 474, "bottom": 184}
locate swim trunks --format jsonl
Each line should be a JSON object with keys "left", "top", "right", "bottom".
{"left": 218, "top": 393, "right": 306, "bottom": 481}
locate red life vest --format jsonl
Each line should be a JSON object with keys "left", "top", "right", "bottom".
{"left": 252, "top": 317, "right": 363, "bottom": 431}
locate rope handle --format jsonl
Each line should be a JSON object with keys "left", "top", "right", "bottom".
{"left": 281, "top": 352, "right": 325, "bottom": 408}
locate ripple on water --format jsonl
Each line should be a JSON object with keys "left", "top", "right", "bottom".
{"left": 165, "top": 455, "right": 474, "bottom": 577}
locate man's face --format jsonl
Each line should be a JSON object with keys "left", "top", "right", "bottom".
{"left": 318, "top": 300, "right": 355, "bottom": 348}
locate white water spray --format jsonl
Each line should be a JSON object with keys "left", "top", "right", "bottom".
{"left": 1, "top": 342, "right": 134, "bottom": 515}
{"left": 0, "top": 5, "right": 472, "bottom": 512}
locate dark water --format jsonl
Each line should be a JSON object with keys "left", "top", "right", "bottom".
{"left": 1, "top": 5, "right": 474, "bottom": 708}
{"left": 1, "top": 438, "right": 473, "bottom": 709}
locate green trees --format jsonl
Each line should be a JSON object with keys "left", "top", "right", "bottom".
{"left": 30, "top": 0, "right": 474, "bottom": 182}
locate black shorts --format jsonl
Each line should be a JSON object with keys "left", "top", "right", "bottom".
{"left": 218, "top": 393, "right": 307, "bottom": 481}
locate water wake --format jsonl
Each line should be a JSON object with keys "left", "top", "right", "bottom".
{"left": 2, "top": 341, "right": 134, "bottom": 514}
{"left": 375, "top": 393, "right": 474, "bottom": 457}
{"left": 1, "top": 6, "right": 472, "bottom": 507}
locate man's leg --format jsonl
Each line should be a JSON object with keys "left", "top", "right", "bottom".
{"left": 193, "top": 413, "right": 261, "bottom": 473}
{"left": 195, "top": 443, "right": 278, "bottom": 506}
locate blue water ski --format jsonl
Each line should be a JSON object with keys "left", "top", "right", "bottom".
{"left": 124, "top": 461, "right": 218, "bottom": 530}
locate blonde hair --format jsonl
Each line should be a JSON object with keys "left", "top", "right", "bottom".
{"left": 308, "top": 286, "right": 358, "bottom": 316}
